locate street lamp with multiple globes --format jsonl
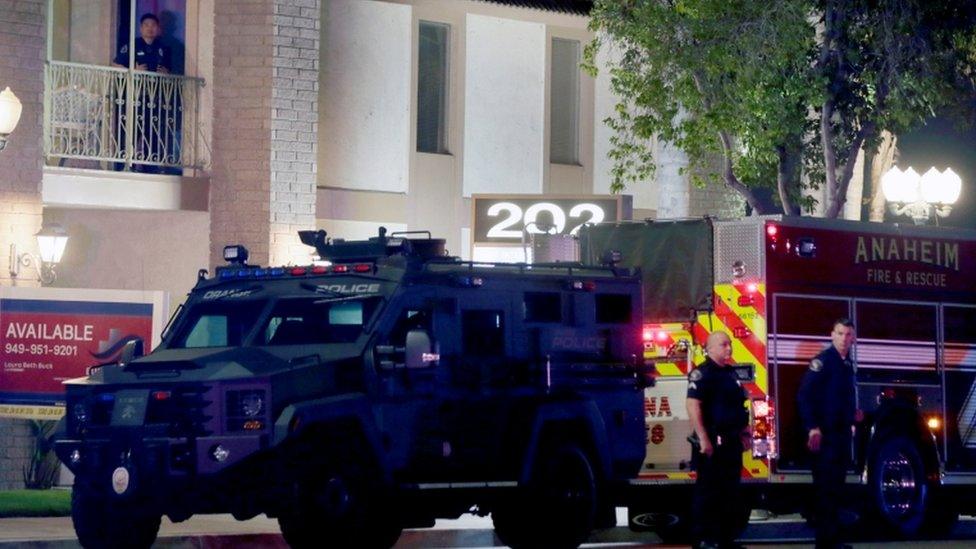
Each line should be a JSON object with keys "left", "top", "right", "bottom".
{"left": 881, "top": 166, "right": 962, "bottom": 225}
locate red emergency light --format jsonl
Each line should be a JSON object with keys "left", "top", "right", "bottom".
{"left": 766, "top": 224, "right": 778, "bottom": 237}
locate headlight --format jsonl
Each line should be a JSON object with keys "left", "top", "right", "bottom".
{"left": 225, "top": 388, "right": 268, "bottom": 432}
{"left": 72, "top": 402, "right": 90, "bottom": 424}
{"left": 241, "top": 392, "right": 263, "bottom": 417}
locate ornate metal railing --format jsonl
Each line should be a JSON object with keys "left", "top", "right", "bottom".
{"left": 44, "top": 61, "right": 207, "bottom": 171}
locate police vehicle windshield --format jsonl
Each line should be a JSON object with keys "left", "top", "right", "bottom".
{"left": 169, "top": 297, "right": 382, "bottom": 349}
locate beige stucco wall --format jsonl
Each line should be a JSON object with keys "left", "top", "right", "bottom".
{"left": 317, "top": 0, "right": 610, "bottom": 255}
{"left": 44, "top": 208, "right": 210, "bottom": 312}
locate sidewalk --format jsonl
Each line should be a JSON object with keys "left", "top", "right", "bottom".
{"left": 0, "top": 515, "right": 285, "bottom": 548}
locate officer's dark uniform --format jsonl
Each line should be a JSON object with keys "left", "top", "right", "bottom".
{"left": 798, "top": 345, "right": 856, "bottom": 548}
{"left": 688, "top": 357, "right": 749, "bottom": 548}
{"left": 113, "top": 39, "right": 169, "bottom": 171}
{"left": 114, "top": 38, "right": 168, "bottom": 72}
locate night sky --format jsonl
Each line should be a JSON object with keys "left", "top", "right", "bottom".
{"left": 896, "top": 117, "right": 976, "bottom": 230}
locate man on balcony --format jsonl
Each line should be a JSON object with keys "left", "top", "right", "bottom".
{"left": 112, "top": 13, "right": 170, "bottom": 173}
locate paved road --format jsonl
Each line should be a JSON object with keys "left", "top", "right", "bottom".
{"left": 3, "top": 510, "right": 976, "bottom": 547}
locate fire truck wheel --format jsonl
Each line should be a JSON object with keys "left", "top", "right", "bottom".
{"left": 868, "top": 435, "right": 929, "bottom": 537}
{"left": 71, "top": 482, "right": 161, "bottom": 549}
{"left": 492, "top": 443, "right": 598, "bottom": 548}
{"left": 277, "top": 444, "right": 402, "bottom": 549}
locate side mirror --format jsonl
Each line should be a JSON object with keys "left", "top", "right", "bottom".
{"left": 405, "top": 329, "right": 438, "bottom": 369}
{"left": 119, "top": 338, "right": 144, "bottom": 366}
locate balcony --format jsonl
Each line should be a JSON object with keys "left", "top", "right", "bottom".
{"left": 44, "top": 61, "right": 207, "bottom": 173}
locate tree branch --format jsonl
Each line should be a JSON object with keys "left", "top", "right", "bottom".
{"left": 821, "top": 98, "right": 839, "bottom": 208}
{"left": 824, "top": 121, "right": 875, "bottom": 218}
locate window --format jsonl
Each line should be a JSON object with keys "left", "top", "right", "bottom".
{"left": 261, "top": 298, "right": 380, "bottom": 346}
{"left": 172, "top": 301, "right": 266, "bottom": 348}
{"left": 524, "top": 292, "right": 562, "bottom": 323}
{"left": 945, "top": 306, "right": 976, "bottom": 345}
{"left": 856, "top": 301, "right": 936, "bottom": 342}
{"left": 774, "top": 296, "right": 850, "bottom": 337}
{"left": 596, "top": 294, "right": 631, "bottom": 324}
{"left": 417, "top": 21, "right": 450, "bottom": 154}
{"left": 550, "top": 38, "right": 580, "bottom": 164}
{"left": 462, "top": 310, "right": 505, "bottom": 356}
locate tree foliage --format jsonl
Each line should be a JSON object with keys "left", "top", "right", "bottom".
{"left": 586, "top": 0, "right": 976, "bottom": 217}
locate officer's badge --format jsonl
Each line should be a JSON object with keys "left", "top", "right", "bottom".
{"left": 689, "top": 369, "right": 703, "bottom": 382}
{"left": 809, "top": 358, "right": 823, "bottom": 372}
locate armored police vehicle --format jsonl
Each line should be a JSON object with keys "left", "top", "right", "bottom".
{"left": 55, "top": 228, "right": 647, "bottom": 549}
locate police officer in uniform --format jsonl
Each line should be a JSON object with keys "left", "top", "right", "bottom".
{"left": 798, "top": 319, "right": 857, "bottom": 549}
{"left": 112, "top": 14, "right": 169, "bottom": 73}
{"left": 687, "top": 331, "right": 749, "bottom": 549}
{"left": 112, "top": 13, "right": 170, "bottom": 172}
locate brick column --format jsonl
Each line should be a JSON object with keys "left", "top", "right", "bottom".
{"left": 0, "top": 0, "right": 45, "bottom": 288}
{"left": 210, "top": 0, "right": 318, "bottom": 269}
{"left": 0, "top": 0, "right": 47, "bottom": 490}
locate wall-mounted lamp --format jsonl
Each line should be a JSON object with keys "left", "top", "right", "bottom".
{"left": 9, "top": 224, "right": 69, "bottom": 285}
{"left": 0, "top": 87, "right": 23, "bottom": 152}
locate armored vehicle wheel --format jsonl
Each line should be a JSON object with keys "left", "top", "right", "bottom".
{"left": 71, "top": 483, "right": 161, "bottom": 549}
{"left": 868, "top": 436, "right": 929, "bottom": 537}
{"left": 492, "top": 443, "right": 598, "bottom": 548}
{"left": 277, "top": 447, "right": 402, "bottom": 548}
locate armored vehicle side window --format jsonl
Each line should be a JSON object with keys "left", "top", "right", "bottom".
{"left": 172, "top": 301, "right": 265, "bottom": 348}
{"left": 262, "top": 298, "right": 379, "bottom": 345}
{"left": 595, "top": 293, "right": 631, "bottom": 324}
{"left": 524, "top": 292, "right": 562, "bottom": 323}
{"left": 462, "top": 310, "right": 505, "bottom": 356}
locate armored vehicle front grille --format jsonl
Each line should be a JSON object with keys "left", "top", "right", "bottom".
{"left": 145, "top": 384, "right": 215, "bottom": 436}
{"left": 85, "top": 385, "right": 214, "bottom": 436}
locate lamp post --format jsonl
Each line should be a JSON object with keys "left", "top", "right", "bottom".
{"left": 881, "top": 166, "right": 962, "bottom": 225}
{"left": 9, "top": 224, "right": 69, "bottom": 285}
{"left": 0, "top": 86, "right": 23, "bottom": 152}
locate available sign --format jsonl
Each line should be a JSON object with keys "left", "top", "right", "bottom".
{"left": 0, "top": 287, "right": 167, "bottom": 419}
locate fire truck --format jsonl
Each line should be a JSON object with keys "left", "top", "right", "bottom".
{"left": 579, "top": 216, "right": 976, "bottom": 540}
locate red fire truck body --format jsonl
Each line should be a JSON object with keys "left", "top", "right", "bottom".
{"left": 580, "top": 216, "right": 976, "bottom": 537}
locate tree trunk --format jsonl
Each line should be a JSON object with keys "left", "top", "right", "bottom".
{"left": 823, "top": 125, "right": 871, "bottom": 219}
{"left": 716, "top": 131, "right": 773, "bottom": 214}
{"left": 867, "top": 131, "right": 897, "bottom": 222}
{"left": 776, "top": 140, "right": 802, "bottom": 215}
